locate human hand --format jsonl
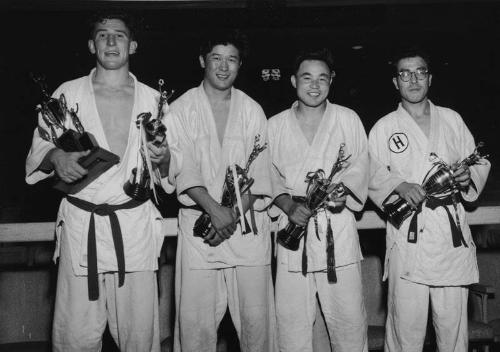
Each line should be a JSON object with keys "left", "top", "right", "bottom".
{"left": 452, "top": 164, "right": 471, "bottom": 189}
{"left": 288, "top": 202, "right": 312, "bottom": 227}
{"left": 327, "top": 193, "right": 347, "bottom": 209}
{"left": 147, "top": 140, "right": 170, "bottom": 166}
{"left": 394, "top": 182, "right": 426, "bottom": 209}
{"left": 206, "top": 205, "right": 237, "bottom": 241}
{"left": 49, "top": 149, "right": 89, "bottom": 183}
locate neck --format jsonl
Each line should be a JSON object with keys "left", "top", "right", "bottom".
{"left": 401, "top": 98, "right": 430, "bottom": 120}
{"left": 296, "top": 101, "right": 327, "bottom": 122}
{"left": 93, "top": 64, "right": 132, "bottom": 88}
{"left": 202, "top": 81, "right": 232, "bottom": 103}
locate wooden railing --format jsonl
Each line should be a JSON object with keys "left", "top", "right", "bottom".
{"left": 2, "top": 206, "right": 500, "bottom": 243}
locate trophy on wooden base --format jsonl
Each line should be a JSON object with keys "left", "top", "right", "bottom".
{"left": 32, "top": 74, "right": 119, "bottom": 194}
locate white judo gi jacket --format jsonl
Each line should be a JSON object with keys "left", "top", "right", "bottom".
{"left": 26, "top": 69, "right": 171, "bottom": 276}
{"left": 368, "top": 101, "right": 491, "bottom": 286}
{"left": 169, "top": 83, "right": 273, "bottom": 269}
{"left": 268, "top": 101, "right": 369, "bottom": 272}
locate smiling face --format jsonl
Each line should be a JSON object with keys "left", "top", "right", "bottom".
{"left": 88, "top": 18, "right": 137, "bottom": 71}
{"left": 393, "top": 56, "right": 432, "bottom": 105}
{"left": 292, "top": 59, "right": 333, "bottom": 109}
{"left": 199, "top": 44, "right": 241, "bottom": 93}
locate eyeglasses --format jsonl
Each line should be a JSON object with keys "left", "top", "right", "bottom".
{"left": 397, "top": 68, "right": 429, "bottom": 82}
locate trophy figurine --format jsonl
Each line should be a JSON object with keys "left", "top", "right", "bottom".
{"left": 32, "top": 74, "right": 120, "bottom": 194}
{"left": 193, "top": 135, "right": 267, "bottom": 238}
{"left": 277, "top": 143, "right": 351, "bottom": 251}
{"left": 124, "top": 79, "right": 174, "bottom": 202}
{"left": 384, "top": 142, "right": 489, "bottom": 229}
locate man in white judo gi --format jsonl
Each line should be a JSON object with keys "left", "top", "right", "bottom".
{"left": 368, "top": 48, "right": 491, "bottom": 352}
{"left": 268, "top": 48, "right": 369, "bottom": 352}
{"left": 168, "top": 32, "right": 277, "bottom": 352}
{"left": 25, "top": 13, "right": 173, "bottom": 352}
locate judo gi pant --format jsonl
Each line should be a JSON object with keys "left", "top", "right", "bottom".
{"left": 52, "top": 234, "right": 160, "bottom": 352}
{"left": 275, "top": 262, "right": 368, "bottom": 352}
{"left": 385, "top": 245, "right": 469, "bottom": 352}
{"left": 174, "top": 241, "right": 277, "bottom": 352}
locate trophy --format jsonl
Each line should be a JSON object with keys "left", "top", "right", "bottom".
{"left": 384, "top": 142, "right": 489, "bottom": 229}
{"left": 32, "top": 74, "right": 120, "bottom": 194}
{"left": 193, "top": 135, "right": 267, "bottom": 238}
{"left": 123, "top": 79, "right": 174, "bottom": 202}
{"left": 277, "top": 143, "right": 351, "bottom": 251}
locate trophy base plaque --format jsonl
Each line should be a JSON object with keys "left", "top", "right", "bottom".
{"left": 54, "top": 147, "right": 120, "bottom": 194}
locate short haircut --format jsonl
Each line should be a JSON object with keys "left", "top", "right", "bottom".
{"left": 392, "top": 46, "right": 431, "bottom": 76}
{"left": 293, "top": 48, "right": 335, "bottom": 75}
{"left": 199, "top": 30, "right": 249, "bottom": 61}
{"left": 88, "top": 11, "right": 138, "bottom": 41}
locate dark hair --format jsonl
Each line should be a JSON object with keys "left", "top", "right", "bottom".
{"left": 199, "top": 30, "right": 249, "bottom": 61}
{"left": 392, "top": 46, "right": 431, "bottom": 76}
{"left": 88, "top": 12, "right": 138, "bottom": 41}
{"left": 293, "top": 48, "right": 335, "bottom": 75}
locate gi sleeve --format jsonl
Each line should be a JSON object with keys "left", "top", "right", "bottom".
{"left": 368, "top": 121, "right": 406, "bottom": 210}
{"left": 339, "top": 111, "right": 369, "bottom": 212}
{"left": 25, "top": 86, "right": 66, "bottom": 184}
{"left": 455, "top": 113, "right": 491, "bottom": 202}
{"left": 245, "top": 104, "right": 273, "bottom": 212}
{"left": 169, "top": 103, "right": 204, "bottom": 207}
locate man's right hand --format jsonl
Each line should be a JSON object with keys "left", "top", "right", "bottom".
{"left": 49, "top": 149, "right": 89, "bottom": 183}
{"left": 288, "top": 202, "right": 313, "bottom": 227}
{"left": 394, "top": 182, "right": 426, "bottom": 209}
{"left": 207, "top": 205, "right": 237, "bottom": 240}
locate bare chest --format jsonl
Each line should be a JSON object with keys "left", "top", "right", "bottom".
{"left": 94, "top": 90, "right": 134, "bottom": 159}
{"left": 414, "top": 115, "right": 431, "bottom": 139}
{"left": 297, "top": 119, "right": 321, "bottom": 145}
{"left": 211, "top": 103, "right": 230, "bottom": 146}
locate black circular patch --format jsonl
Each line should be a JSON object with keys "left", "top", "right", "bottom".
{"left": 388, "top": 133, "right": 409, "bottom": 153}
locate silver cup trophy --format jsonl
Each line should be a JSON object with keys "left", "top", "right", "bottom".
{"left": 384, "top": 142, "right": 489, "bottom": 229}
{"left": 193, "top": 135, "right": 267, "bottom": 238}
{"left": 123, "top": 79, "right": 174, "bottom": 202}
{"left": 32, "top": 74, "right": 120, "bottom": 194}
{"left": 277, "top": 143, "right": 351, "bottom": 251}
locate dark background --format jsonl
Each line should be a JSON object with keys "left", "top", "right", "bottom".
{"left": 1, "top": 0, "right": 499, "bottom": 222}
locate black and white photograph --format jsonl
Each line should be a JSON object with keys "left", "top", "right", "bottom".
{"left": 1, "top": 0, "right": 499, "bottom": 351}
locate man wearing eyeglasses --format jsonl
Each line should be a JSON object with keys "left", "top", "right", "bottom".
{"left": 368, "top": 48, "right": 490, "bottom": 351}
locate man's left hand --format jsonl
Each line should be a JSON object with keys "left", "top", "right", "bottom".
{"left": 147, "top": 140, "right": 170, "bottom": 165}
{"left": 327, "top": 194, "right": 347, "bottom": 209}
{"left": 453, "top": 164, "right": 471, "bottom": 189}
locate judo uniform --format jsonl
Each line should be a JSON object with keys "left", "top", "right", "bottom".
{"left": 169, "top": 83, "right": 277, "bottom": 352}
{"left": 368, "top": 101, "right": 491, "bottom": 352}
{"left": 268, "top": 101, "right": 369, "bottom": 352}
{"left": 26, "top": 69, "right": 173, "bottom": 352}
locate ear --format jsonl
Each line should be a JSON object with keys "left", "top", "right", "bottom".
{"left": 199, "top": 55, "right": 206, "bottom": 69}
{"left": 428, "top": 74, "right": 432, "bottom": 87}
{"left": 291, "top": 75, "right": 297, "bottom": 89}
{"left": 392, "top": 77, "right": 399, "bottom": 91}
{"left": 88, "top": 39, "right": 96, "bottom": 54}
{"left": 129, "top": 40, "right": 138, "bottom": 55}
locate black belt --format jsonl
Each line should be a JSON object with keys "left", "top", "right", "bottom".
{"left": 66, "top": 196, "right": 147, "bottom": 301}
{"left": 291, "top": 195, "right": 337, "bottom": 283}
{"left": 407, "top": 194, "right": 467, "bottom": 248}
{"left": 180, "top": 204, "right": 203, "bottom": 212}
